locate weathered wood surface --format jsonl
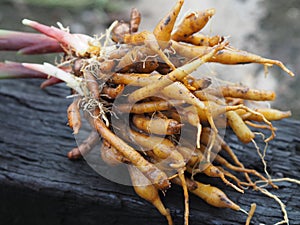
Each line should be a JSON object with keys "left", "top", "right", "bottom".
{"left": 0, "top": 79, "right": 299, "bottom": 225}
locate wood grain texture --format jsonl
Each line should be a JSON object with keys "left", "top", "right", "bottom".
{"left": 0, "top": 79, "right": 299, "bottom": 225}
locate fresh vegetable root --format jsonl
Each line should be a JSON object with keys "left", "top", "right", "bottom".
{"left": 68, "top": 131, "right": 99, "bottom": 160}
{"left": 132, "top": 114, "right": 183, "bottom": 135}
{"left": 171, "top": 8, "right": 216, "bottom": 41}
{"left": 226, "top": 111, "right": 255, "bottom": 144}
{"left": 178, "top": 34, "right": 222, "bottom": 47}
{"left": 172, "top": 176, "right": 241, "bottom": 211}
{"left": 128, "top": 166, "right": 173, "bottom": 225}
{"left": 204, "top": 85, "right": 276, "bottom": 101}
{"left": 171, "top": 41, "right": 294, "bottom": 77}
{"left": 0, "top": 1, "right": 297, "bottom": 225}
{"left": 153, "top": 0, "right": 184, "bottom": 49}
{"left": 130, "top": 8, "right": 141, "bottom": 33}
{"left": 100, "top": 140, "right": 130, "bottom": 166}
{"left": 67, "top": 98, "right": 82, "bottom": 134}
{"left": 116, "top": 99, "right": 185, "bottom": 114}
{"left": 210, "top": 47, "right": 295, "bottom": 77}
{"left": 101, "top": 84, "right": 125, "bottom": 99}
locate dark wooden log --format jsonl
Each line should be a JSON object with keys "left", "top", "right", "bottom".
{"left": 0, "top": 79, "right": 299, "bottom": 225}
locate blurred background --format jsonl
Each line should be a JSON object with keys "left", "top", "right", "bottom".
{"left": 0, "top": 0, "right": 300, "bottom": 119}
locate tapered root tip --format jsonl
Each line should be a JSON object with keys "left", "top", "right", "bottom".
{"left": 239, "top": 208, "right": 249, "bottom": 215}
{"left": 285, "top": 111, "right": 292, "bottom": 118}
{"left": 67, "top": 148, "right": 82, "bottom": 160}
{"left": 275, "top": 60, "right": 295, "bottom": 77}
{"left": 207, "top": 8, "right": 216, "bottom": 16}
{"left": 228, "top": 200, "right": 241, "bottom": 211}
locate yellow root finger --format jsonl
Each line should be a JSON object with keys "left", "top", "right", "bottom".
{"left": 171, "top": 8, "right": 216, "bottom": 41}
{"left": 245, "top": 203, "right": 257, "bottom": 225}
{"left": 153, "top": 0, "right": 184, "bottom": 48}
{"left": 128, "top": 166, "right": 174, "bottom": 225}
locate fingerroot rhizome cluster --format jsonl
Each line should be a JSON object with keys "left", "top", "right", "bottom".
{"left": 0, "top": 0, "right": 298, "bottom": 224}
